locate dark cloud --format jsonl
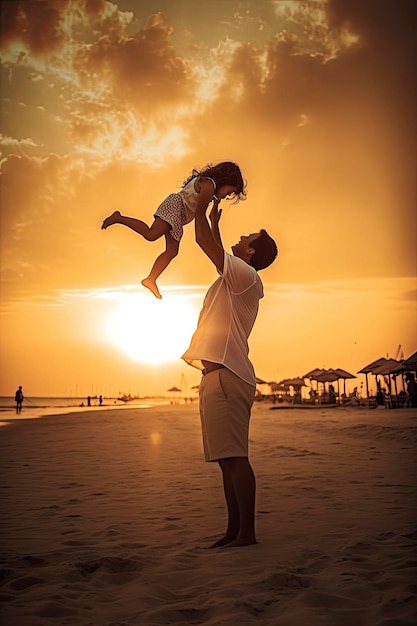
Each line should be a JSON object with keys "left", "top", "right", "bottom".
{"left": 326, "top": 0, "right": 416, "bottom": 149}
{"left": 327, "top": 0, "right": 416, "bottom": 55}
{"left": 0, "top": 0, "right": 69, "bottom": 56}
{"left": 73, "top": 13, "right": 192, "bottom": 111}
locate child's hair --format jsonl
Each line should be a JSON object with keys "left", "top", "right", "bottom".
{"left": 183, "top": 161, "right": 246, "bottom": 201}
{"left": 250, "top": 229, "right": 278, "bottom": 271}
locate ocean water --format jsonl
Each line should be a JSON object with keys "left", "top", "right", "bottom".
{"left": 0, "top": 396, "right": 169, "bottom": 424}
{"left": 1, "top": 396, "right": 97, "bottom": 410}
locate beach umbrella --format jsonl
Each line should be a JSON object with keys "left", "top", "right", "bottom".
{"left": 373, "top": 359, "right": 405, "bottom": 396}
{"left": 303, "top": 368, "right": 325, "bottom": 379}
{"left": 331, "top": 368, "right": 356, "bottom": 379}
{"left": 358, "top": 358, "right": 388, "bottom": 397}
{"left": 403, "top": 351, "right": 417, "bottom": 372}
{"left": 385, "top": 353, "right": 414, "bottom": 395}
{"left": 390, "top": 350, "right": 417, "bottom": 374}
{"left": 288, "top": 377, "right": 306, "bottom": 387}
{"left": 358, "top": 358, "right": 387, "bottom": 374}
{"left": 167, "top": 386, "right": 181, "bottom": 403}
{"left": 275, "top": 377, "right": 306, "bottom": 389}
{"left": 271, "top": 381, "right": 287, "bottom": 389}
{"left": 329, "top": 368, "right": 357, "bottom": 395}
{"left": 315, "top": 370, "right": 339, "bottom": 397}
{"left": 305, "top": 369, "right": 338, "bottom": 399}
{"left": 275, "top": 378, "right": 306, "bottom": 402}
{"left": 302, "top": 369, "right": 325, "bottom": 397}
{"left": 358, "top": 358, "right": 404, "bottom": 396}
{"left": 314, "top": 370, "right": 339, "bottom": 383}
{"left": 270, "top": 382, "right": 289, "bottom": 391}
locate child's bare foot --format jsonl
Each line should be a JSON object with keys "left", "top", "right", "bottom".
{"left": 101, "top": 211, "right": 121, "bottom": 229}
{"left": 141, "top": 278, "right": 162, "bottom": 299}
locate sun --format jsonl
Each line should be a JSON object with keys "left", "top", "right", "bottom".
{"left": 104, "top": 292, "right": 199, "bottom": 365}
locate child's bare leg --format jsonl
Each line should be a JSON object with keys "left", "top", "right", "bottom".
{"left": 142, "top": 234, "right": 180, "bottom": 299}
{"left": 102, "top": 214, "right": 169, "bottom": 242}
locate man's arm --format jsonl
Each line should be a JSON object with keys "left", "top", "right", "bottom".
{"left": 195, "top": 183, "right": 224, "bottom": 273}
{"left": 209, "top": 197, "right": 224, "bottom": 247}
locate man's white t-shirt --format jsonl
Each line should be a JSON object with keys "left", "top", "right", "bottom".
{"left": 182, "top": 251, "right": 263, "bottom": 386}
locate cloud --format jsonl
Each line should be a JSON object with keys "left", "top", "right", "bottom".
{"left": 0, "top": 134, "right": 39, "bottom": 152}
{"left": 0, "top": 0, "right": 69, "bottom": 57}
{"left": 73, "top": 13, "right": 191, "bottom": 110}
{"left": 0, "top": 0, "right": 133, "bottom": 59}
{"left": 1, "top": 1, "right": 415, "bottom": 301}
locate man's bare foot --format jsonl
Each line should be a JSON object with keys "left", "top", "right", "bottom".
{"left": 221, "top": 536, "right": 258, "bottom": 548}
{"left": 101, "top": 210, "right": 121, "bottom": 229}
{"left": 209, "top": 534, "right": 237, "bottom": 549}
{"left": 141, "top": 278, "right": 162, "bottom": 299}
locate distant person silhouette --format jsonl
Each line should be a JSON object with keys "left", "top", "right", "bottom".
{"left": 15, "top": 386, "right": 24, "bottom": 413}
{"left": 87, "top": 396, "right": 91, "bottom": 407}
{"left": 376, "top": 382, "right": 385, "bottom": 406}
{"left": 405, "top": 373, "right": 417, "bottom": 408}
{"left": 99, "top": 395, "right": 103, "bottom": 406}
{"left": 328, "top": 384, "right": 336, "bottom": 404}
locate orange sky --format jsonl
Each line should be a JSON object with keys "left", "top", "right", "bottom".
{"left": 1, "top": 0, "right": 416, "bottom": 398}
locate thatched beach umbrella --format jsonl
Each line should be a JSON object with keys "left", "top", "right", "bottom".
{"left": 329, "top": 368, "right": 357, "bottom": 396}
{"left": 403, "top": 351, "right": 417, "bottom": 372}
{"left": 390, "top": 351, "right": 417, "bottom": 392}
{"left": 314, "top": 370, "right": 339, "bottom": 383}
{"left": 167, "top": 386, "right": 181, "bottom": 402}
{"left": 391, "top": 350, "right": 417, "bottom": 374}
{"left": 303, "top": 368, "right": 325, "bottom": 379}
{"left": 358, "top": 358, "right": 404, "bottom": 397}
{"left": 275, "top": 377, "right": 306, "bottom": 402}
{"left": 358, "top": 358, "right": 386, "bottom": 398}
{"left": 303, "top": 368, "right": 325, "bottom": 397}
{"left": 374, "top": 359, "right": 405, "bottom": 396}
{"left": 315, "top": 370, "right": 339, "bottom": 398}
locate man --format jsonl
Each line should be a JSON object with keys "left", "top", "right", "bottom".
{"left": 15, "top": 386, "right": 24, "bottom": 413}
{"left": 182, "top": 186, "right": 278, "bottom": 548}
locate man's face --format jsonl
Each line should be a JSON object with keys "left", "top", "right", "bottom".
{"left": 232, "top": 232, "right": 261, "bottom": 258}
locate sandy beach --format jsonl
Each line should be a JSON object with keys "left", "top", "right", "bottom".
{"left": 1, "top": 402, "right": 416, "bottom": 625}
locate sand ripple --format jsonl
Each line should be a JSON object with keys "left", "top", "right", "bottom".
{"left": 1, "top": 404, "right": 416, "bottom": 625}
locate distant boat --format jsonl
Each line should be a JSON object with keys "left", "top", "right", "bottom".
{"left": 117, "top": 393, "right": 137, "bottom": 403}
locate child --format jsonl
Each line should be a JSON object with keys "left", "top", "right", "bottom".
{"left": 101, "top": 161, "right": 246, "bottom": 299}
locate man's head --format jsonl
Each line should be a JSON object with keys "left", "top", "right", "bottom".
{"left": 232, "top": 229, "right": 278, "bottom": 270}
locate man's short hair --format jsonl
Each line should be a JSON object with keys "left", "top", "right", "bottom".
{"left": 250, "top": 229, "right": 278, "bottom": 271}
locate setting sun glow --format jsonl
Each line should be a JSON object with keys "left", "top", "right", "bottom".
{"left": 104, "top": 294, "right": 199, "bottom": 365}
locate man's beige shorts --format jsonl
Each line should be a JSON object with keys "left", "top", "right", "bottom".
{"left": 198, "top": 368, "right": 256, "bottom": 462}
